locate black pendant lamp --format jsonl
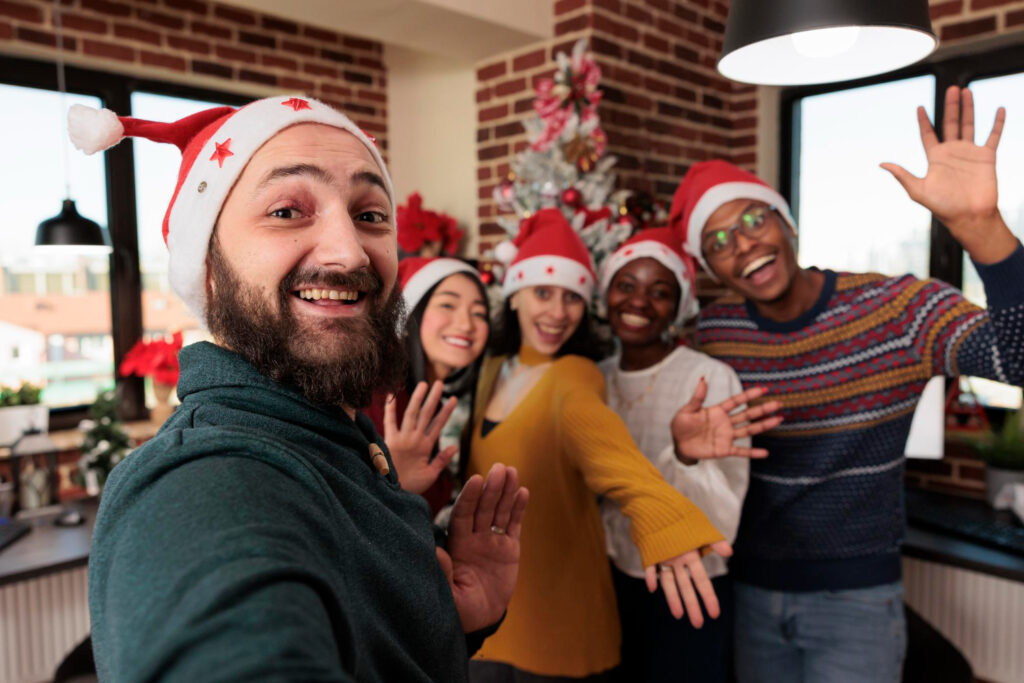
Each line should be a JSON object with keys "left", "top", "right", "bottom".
{"left": 718, "top": 0, "right": 938, "bottom": 86}
{"left": 35, "top": 0, "right": 111, "bottom": 253}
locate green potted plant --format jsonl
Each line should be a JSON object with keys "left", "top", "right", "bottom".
{"left": 977, "top": 408, "right": 1024, "bottom": 506}
{"left": 0, "top": 382, "right": 46, "bottom": 446}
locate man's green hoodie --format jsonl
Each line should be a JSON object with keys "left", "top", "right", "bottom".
{"left": 89, "top": 342, "right": 467, "bottom": 681}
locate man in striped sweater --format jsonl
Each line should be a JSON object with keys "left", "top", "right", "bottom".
{"left": 669, "top": 86, "right": 1024, "bottom": 682}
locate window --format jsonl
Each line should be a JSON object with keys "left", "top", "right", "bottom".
{"left": 784, "top": 46, "right": 1024, "bottom": 411}
{"left": 0, "top": 56, "right": 250, "bottom": 424}
{"left": 0, "top": 84, "right": 113, "bottom": 408}
{"left": 793, "top": 76, "right": 935, "bottom": 278}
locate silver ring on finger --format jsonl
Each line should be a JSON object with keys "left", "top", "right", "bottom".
{"left": 490, "top": 525, "right": 507, "bottom": 535}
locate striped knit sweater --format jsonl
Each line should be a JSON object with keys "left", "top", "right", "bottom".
{"left": 695, "top": 243, "right": 1024, "bottom": 591}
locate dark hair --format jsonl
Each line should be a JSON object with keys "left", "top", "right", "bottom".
{"left": 488, "top": 296, "right": 606, "bottom": 362}
{"left": 403, "top": 271, "right": 490, "bottom": 399}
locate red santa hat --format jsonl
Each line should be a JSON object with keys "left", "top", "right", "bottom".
{"left": 398, "top": 257, "right": 481, "bottom": 314}
{"left": 495, "top": 208, "right": 596, "bottom": 301}
{"left": 67, "top": 95, "right": 392, "bottom": 324}
{"left": 599, "top": 227, "right": 699, "bottom": 326}
{"left": 668, "top": 160, "right": 795, "bottom": 277}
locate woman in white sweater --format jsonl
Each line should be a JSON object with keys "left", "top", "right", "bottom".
{"left": 598, "top": 228, "right": 779, "bottom": 682}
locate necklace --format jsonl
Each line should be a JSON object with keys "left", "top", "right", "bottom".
{"left": 609, "top": 369, "right": 658, "bottom": 412}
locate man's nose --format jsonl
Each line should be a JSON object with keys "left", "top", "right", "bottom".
{"left": 733, "top": 229, "right": 758, "bottom": 255}
{"left": 313, "top": 212, "right": 371, "bottom": 271}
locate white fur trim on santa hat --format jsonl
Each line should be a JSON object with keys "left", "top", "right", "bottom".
{"left": 502, "top": 255, "right": 594, "bottom": 301}
{"left": 166, "top": 95, "right": 393, "bottom": 324}
{"left": 68, "top": 105, "right": 124, "bottom": 155}
{"left": 683, "top": 181, "right": 795, "bottom": 277}
{"left": 402, "top": 258, "right": 478, "bottom": 314}
{"left": 599, "top": 241, "right": 697, "bottom": 326}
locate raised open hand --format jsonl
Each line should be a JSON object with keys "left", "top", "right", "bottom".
{"left": 437, "top": 463, "right": 529, "bottom": 633}
{"left": 881, "top": 85, "right": 1015, "bottom": 263}
{"left": 384, "top": 380, "right": 459, "bottom": 494}
{"left": 643, "top": 540, "right": 733, "bottom": 629}
{"left": 670, "top": 379, "right": 783, "bottom": 461}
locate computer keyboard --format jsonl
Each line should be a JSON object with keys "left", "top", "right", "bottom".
{"left": 906, "top": 489, "right": 1024, "bottom": 556}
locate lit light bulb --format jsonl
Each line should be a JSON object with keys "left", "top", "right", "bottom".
{"left": 791, "top": 26, "right": 861, "bottom": 58}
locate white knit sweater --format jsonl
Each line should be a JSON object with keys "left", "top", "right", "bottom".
{"left": 600, "top": 346, "right": 749, "bottom": 579}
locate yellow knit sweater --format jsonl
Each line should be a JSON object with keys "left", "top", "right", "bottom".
{"left": 468, "top": 348, "right": 724, "bottom": 677}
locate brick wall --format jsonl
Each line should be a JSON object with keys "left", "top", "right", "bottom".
{"left": 906, "top": 439, "right": 988, "bottom": 499}
{"left": 476, "top": 0, "right": 748, "bottom": 255}
{"left": 0, "top": 0, "right": 388, "bottom": 150}
{"left": 930, "top": 0, "right": 1024, "bottom": 40}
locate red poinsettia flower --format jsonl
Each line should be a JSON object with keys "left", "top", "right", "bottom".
{"left": 397, "top": 193, "right": 463, "bottom": 256}
{"left": 119, "top": 331, "right": 183, "bottom": 387}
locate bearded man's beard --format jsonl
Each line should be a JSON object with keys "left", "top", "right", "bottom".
{"left": 205, "top": 238, "right": 407, "bottom": 408}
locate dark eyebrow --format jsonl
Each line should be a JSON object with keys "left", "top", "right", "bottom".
{"left": 435, "top": 290, "right": 487, "bottom": 306}
{"left": 704, "top": 201, "right": 765, "bottom": 237}
{"left": 352, "top": 170, "right": 388, "bottom": 198}
{"left": 256, "top": 163, "right": 336, "bottom": 193}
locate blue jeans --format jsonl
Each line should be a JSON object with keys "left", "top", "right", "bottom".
{"left": 734, "top": 581, "right": 906, "bottom": 683}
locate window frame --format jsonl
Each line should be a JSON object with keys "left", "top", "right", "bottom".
{"left": 780, "top": 42, "right": 1024, "bottom": 288}
{"left": 1, "top": 54, "right": 252, "bottom": 428}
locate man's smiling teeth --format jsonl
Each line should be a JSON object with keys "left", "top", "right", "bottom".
{"left": 297, "top": 288, "right": 359, "bottom": 301}
{"left": 621, "top": 313, "right": 651, "bottom": 327}
{"left": 443, "top": 336, "right": 471, "bottom": 348}
{"left": 741, "top": 254, "right": 776, "bottom": 278}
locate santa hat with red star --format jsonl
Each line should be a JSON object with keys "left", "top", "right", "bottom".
{"left": 599, "top": 227, "right": 699, "bottom": 326}
{"left": 668, "top": 160, "right": 795, "bottom": 277}
{"left": 67, "top": 95, "right": 392, "bottom": 324}
{"left": 398, "top": 257, "right": 481, "bottom": 314}
{"left": 495, "top": 208, "right": 596, "bottom": 300}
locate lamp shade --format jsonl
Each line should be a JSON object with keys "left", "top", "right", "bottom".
{"left": 718, "top": 0, "right": 937, "bottom": 86}
{"left": 35, "top": 199, "right": 111, "bottom": 253}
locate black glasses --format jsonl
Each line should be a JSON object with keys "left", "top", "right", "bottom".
{"left": 701, "top": 205, "right": 777, "bottom": 259}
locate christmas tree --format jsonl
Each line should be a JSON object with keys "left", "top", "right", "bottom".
{"left": 488, "top": 39, "right": 667, "bottom": 286}
{"left": 78, "top": 389, "right": 134, "bottom": 494}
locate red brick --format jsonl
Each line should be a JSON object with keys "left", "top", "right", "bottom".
{"left": 167, "top": 35, "right": 209, "bottom": 55}
{"left": 140, "top": 49, "right": 185, "bottom": 70}
{"left": 239, "top": 30, "right": 274, "bottom": 48}
{"left": 1009, "top": 7, "right": 1024, "bottom": 26}
{"left": 192, "top": 58, "right": 231, "bottom": 78}
{"left": 554, "top": 0, "right": 585, "bottom": 14}
{"left": 592, "top": 36, "right": 622, "bottom": 58}
{"left": 213, "top": 4, "right": 254, "bottom": 25}
{"left": 296, "top": 24, "right": 331, "bottom": 42}
{"left": 673, "top": 4, "right": 698, "bottom": 23}
{"left": 643, "top": 32, "right": 670, "bottom": 54}
{"left": 685, "top": 28, "right": 709, "bottom": 47}
{"left": 480, "top": 222, "right": 505, "bottom": 236}
{"left": 479, "top": 103, "right": 509, "bottom": 123}
{"left": 495, "top": 77, "right": 527, "bottom": 97}
{"left": 357, "top": 89, "right": 386, "bottom": 103}
{"left": 513, "top": 48, "right": 545, "bottom": 72}
{"left": 321, "top": 83, "right": 352, "bottom": 98}
{"left": 592, "top": 12, "right": 639, "bottom": 41}
{"left": 0, "top": 21, "right": 12, "bottom": 39}
{"left": 357, "top": 56, "right": 383, "bottom": 70}
{"left": 477, "top": 167, "right": 492, "bottom": 180}
{"left": 113, "top": 22, "right": 160, "bottom": 44}
{"left": 930, "top": 0, "right": 963, "bottom": 19}
{"left": 477, "top": 61, "right": 507, "bottom": 81}
{"left": 164, "top": 0, "right": 207, "bottom": 14}
{"left": 216, "top": 45, "right": 255, "bottom": 62}
{"left": 321, "top": 48, "right": 353, "bottom": 64}
{"left": 733, "top": 116, "right": 757, "bottom": 130}
{"left": 644, "top": 0, "right": 670, "bottom": 11}
{"left": 17, "top": 26, "right": 75, "bottom": 48}
{"left": 0, "top": 0, "right": 42, "bottom": 22}
{"left": 258, "top": 53, "right": 296, "bottom": 70}
{"left": 555, "top": 13, "right": 589, "bottom": 35}
{"left": 83, "top": 37, "right": 134, "bottom": 61}
{"left": 514, "top": 97, "right": 534, "bottom": 113}
{"left": 643, "top": 76, "right": 672, "bottom": 95}
{"left": 626, "top": 3, "right": 652, "bottom": 23}
{"left": 279, "top": 76, "right": 314, "bottom": 91}
{"left": 303, "top": 62, "right": 337, "bottom": 78}
{"left": 342, "top": 36, "right": 376, "bottom": 51}
{"left": 260, "top": 15, "right": 296, "bottom": 33}
{"left": 80, "top": 0, "right": 130, "bottom": 17}
{"left": 940, "top": 15, "right": 997, "bottom": 40}
{"left": 281, "top": 38, "right": 314, "bottom": 56}
{"left": 494, "top": 121, "right": 524, "bottom": 139}
{"left": 712, "top": 0, "right": 728, "bottom": 17}
{"left": 190, "top": 19, "right": 229, "bottom": 39}
{"left": 594, "top": 0, "right": 621, "bottom": 11}
{"left": 958, "top": 463, "right": 985, "bottom": 481}
{"left": 478, "top": 205, "right": 494, "bottom": 219}
{"left": 137, "top": 8, "right": 183, "bottom": 29}
{"left": 513, "top": 140, "right": 529, "bottom": 153}
{"left": 240, "top": 68, "right": 276, "bottom": 86}
{"left": 476, "top": 87, "right": 492, "bottom": 103}
{"left": 343, "top": 69, "right": 373, "bottom": 84}
{"left": 970, "top": 0, "right": 1017, "bottom": 9}
{"left": 61, "top": 11, "right": 107, "bottom": 33}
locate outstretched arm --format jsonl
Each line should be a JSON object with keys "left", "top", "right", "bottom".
{"left": 670, "top": 380, "right": 783, "bottom": 462}
{"left": 881, "top": 85, "right": 1016, "bottom": 265}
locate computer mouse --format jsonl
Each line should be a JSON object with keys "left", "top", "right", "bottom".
{"left": 54, "top": 509, "right": 85, "bottom": 527}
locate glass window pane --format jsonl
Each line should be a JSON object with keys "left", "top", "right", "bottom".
{"left": 0, "top": 84, "right": 112, "bottom": 408}
{"left": 795, "top": 75, "right": 936, "bottom": 277}
{"left": 959, "top": 71, "right": 1024, "bottom": 410}
{"left": 131, "top": 92, "right": 231, "bottom": 346}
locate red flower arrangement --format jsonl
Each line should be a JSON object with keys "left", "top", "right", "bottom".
{"left": 119, "top": 331, "right": 183, "bottom": 386}
{"left": 397, "top": 193, "right": 463, "bottom": 257}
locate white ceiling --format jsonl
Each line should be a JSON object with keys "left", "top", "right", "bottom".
{"left": 224, "top": 0, "right": 553, "bottom": 62}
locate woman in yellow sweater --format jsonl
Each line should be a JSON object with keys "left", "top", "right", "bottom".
{"left": 468, "top": 209, "right": 775, "bottom": 681}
